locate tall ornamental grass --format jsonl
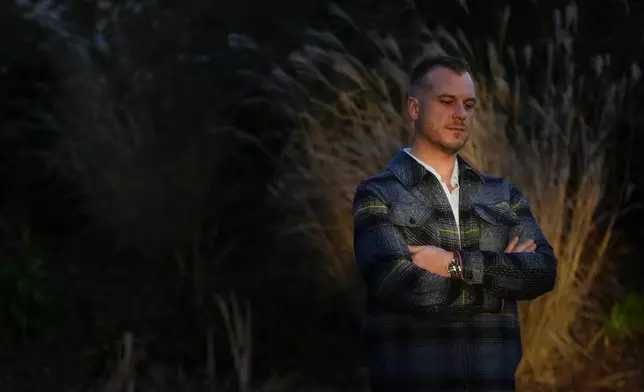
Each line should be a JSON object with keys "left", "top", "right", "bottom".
{"left": 232, "top": 3, "right": 639, "bottom": 389}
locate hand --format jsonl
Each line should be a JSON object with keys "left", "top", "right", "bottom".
{"left": 408, "top": 245, "right": 453, "bottom": 278}
{"left": 505, "top": 236, "right": 537, "bottom": 253}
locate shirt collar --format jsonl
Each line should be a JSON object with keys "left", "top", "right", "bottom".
{"left": 403, "top": 147, "right": 459, "bottom": 186}
{"left": 387, "top": 148, "right": 484, "bottom": 189}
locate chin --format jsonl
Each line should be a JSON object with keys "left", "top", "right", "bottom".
{"left": 442, "top": 139, "right": 467, "bottom": 153}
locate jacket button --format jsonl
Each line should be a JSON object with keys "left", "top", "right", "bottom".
{"left": 409, "top": 217, "right": 416, "bottom": 224}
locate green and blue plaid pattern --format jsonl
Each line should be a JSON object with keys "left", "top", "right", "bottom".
{"left": 353, "top": 149, "right": 557, "bottom": 392}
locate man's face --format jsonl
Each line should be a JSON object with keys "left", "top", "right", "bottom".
{"left": 407, "top": 67, "right": 477, "bottom": 154}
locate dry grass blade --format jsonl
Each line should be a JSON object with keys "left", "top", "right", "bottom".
{"left": 215, "top": 292, "right": 253, "bottom": 392}
{"left": 591, "top": 371, "right": 640, "bottom": 388}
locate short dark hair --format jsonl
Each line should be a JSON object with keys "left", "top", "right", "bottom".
{"left": 409, "top": 55, "right": 470, "bottom": 90}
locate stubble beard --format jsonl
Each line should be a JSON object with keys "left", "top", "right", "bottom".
{"left": 419, "top": 126, "right": 468, "bottom": 156}
{"left": 442, "top": 134, "right": 468, "bottom": 155}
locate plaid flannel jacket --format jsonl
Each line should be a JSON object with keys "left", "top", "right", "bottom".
{"left": 353, "top": 149, "right": 557, "bottom": 392}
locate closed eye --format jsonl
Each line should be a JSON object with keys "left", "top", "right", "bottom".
{"left": 438, "top": 98, "right": 476, "bottom": 109}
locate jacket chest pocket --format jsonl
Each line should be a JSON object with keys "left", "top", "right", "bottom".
{"left": 472, "top": 202, "right": 519, "bottom": 251}
{"left": 388, "top": 202, "right": 442, "bottom": 246}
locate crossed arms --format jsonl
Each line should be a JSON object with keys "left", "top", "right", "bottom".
{"left": 353, "top": 182, "right": 557, "bottom": 312}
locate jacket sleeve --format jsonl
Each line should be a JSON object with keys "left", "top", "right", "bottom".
{"left": 459, "top": 182, "right": 557, "bottom": 300}
{"left": 353, "top": 182, "right": 451, "bottom": 312}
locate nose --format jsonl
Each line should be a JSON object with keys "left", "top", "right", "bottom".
{"left": 453, "top": 104, "right": 468, "bottom": 120}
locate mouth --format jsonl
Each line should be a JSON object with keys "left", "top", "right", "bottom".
{"left": 446, "top": 126, "right": 466, "bottom": 132}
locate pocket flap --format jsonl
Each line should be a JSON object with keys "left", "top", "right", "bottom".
{"left": 473, "top": 201, "right": 518, "bottom": 226}
{"left": 388, "top": 202, "right": 437, "bottom": 228}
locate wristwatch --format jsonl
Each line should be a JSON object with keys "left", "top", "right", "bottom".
{"left": 447, "top": 252, "right": 462, "bottom": 279}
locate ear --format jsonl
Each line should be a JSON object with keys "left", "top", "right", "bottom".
{"left": 407, "top": 97, "right": 420, "bottom": 121}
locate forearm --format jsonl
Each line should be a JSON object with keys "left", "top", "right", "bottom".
{"left": 353, "top": 183, "right": 453, "bottom": 313}
{"left": 459, "top": 180, "right": 558, "bottom": 300}
{"left": 458, "top": 247, "right": 557, "bottom": 300}
{"left": 356, "top": 228, "right": 452, "bottom": 312}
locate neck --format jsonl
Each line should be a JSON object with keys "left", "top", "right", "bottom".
{"left": 410, "top": 138, "right": 457, "bottom": 178}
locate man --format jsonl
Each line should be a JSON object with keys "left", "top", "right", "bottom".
{"left": 352, "top": 55, "right": 557, "bottom": 392}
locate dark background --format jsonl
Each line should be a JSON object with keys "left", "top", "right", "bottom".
{"left": 0, "top": 0, "right": 642, "bottom": 390}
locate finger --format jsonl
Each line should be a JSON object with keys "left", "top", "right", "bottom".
{"left": 513, "top": 239, "right": 535, "bottom": 253}
{"left": 513, "top": 239, "right": 534, "bottom": 252}
{"left": 408, "top": 245, "right": 425, "bottom": 254}
{"left": 504, "top": 236, "right": 519, "bottom": 253}
{"left": 504, "top": 236, "right": 518, "bottom": 252}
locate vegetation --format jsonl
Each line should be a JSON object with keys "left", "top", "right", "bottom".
{"left": 605, "top": 291, "right": 644, "bottom": 338}
{"left": 0, "top": 0, "right": 642, "bottom": 391}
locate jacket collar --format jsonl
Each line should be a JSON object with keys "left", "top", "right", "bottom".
{"left": 387, "top": 148, "right": 485, "bottom": 189}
